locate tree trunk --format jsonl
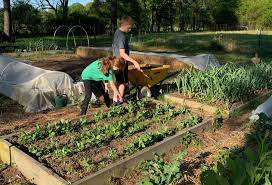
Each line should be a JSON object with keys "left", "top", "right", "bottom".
{"left": 151, "top": 5, "right": 155, "bottom": 32}
{"left": 3, "top": 0, "right": 12, "bottom": 37}
{"left": 137, "top": 25, "right": 141, "bottom": 41}
{"left": 179, "top": 0, "right": 185, "bottom": 31}
{"left": 169, "top": 1, "right": 174, "bottom": 32}
{"left": 60, "top": 0, "right": 69, "bottom": 23}
{"left": 170, "top": 11, "right": 173, "bottom": 32}
{"left": 111, "top": 0, "right": 117, "bottom": 35}
{"left": 192, "top": 13, "right": 196, "bottom": 31}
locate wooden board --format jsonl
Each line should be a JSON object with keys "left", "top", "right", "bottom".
{"left": 164, "top": 91, "right": 272, "bottom": 118}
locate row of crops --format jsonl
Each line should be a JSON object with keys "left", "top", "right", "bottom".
{"left": 118, "top": 114, "right": 272, "bottom": 185}
{"left": 9, "top": 99, "right": 203, "bottom": 182}
{"left": 175, "top": 63, "right": 272, "bottom": 109}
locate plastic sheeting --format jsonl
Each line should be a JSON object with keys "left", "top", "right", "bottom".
{"left": 250, "top": 96, "right": 272, "bottom": 121}
{"left": 86, "top": 47, "right": 221, "bottom": 71}
{"left": 0, "top": 55, "right": 83, "bottom": 112}
{"left": 176, "top": 54, "right": 221, "bottom": 71}
{"left": 131, "top": 52, "right": 221, "bottom": 71}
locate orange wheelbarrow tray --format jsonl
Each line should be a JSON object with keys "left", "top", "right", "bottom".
{"left": 126, "top": 64, "right": 170, "bottom": 99}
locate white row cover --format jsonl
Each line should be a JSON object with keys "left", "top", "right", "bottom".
{"left": 86, "top": 47, "right": 221, "bottom": 71}
{"left": 250, "top": 96, "right": 272, "bottom": 121}
{"left": 0, "top": 55, "right": 83, "bottom": 112}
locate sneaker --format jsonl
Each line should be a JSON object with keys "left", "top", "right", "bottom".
{"left": 112, "top": 101, "right": 123, "bottom": 106}
{"left": 104, "top": 93, "right": 111, "bottom": 108}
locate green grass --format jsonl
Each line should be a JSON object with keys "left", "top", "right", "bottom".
{"left": 0, "top": 35, "right": 112, "bottom": 52}
{"left": 130, "top": 31, "right": 272, "bottom": 63}
{"left": 1, "top": 30, "right": 272, "bottom": 63}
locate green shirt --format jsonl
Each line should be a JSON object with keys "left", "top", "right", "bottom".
{"left": 81, "top": 60, "right": 113, "bottom": 81}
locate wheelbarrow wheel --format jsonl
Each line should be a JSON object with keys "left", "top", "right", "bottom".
{"left": 138, "top": 86, "right": 152, "bottom": 99}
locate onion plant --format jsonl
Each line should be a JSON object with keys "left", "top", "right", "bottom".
{"left": 175, "top": 63, "right": 272, "bottom": 108}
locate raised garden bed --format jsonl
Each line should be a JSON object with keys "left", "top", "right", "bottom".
{"left": 165, "top": 90, "right": 272, "bottom": 118}
{"left": 76, "top": 47, "right": 190, "bottom": 72}
{"left": 115, "top": 111, "right": 265, "bottom": 185}
{"left": 0, "top": 99, "right": 212, "bottom": 185}
{"left": 165, "top": 63, "right": 272, "bottom": 118}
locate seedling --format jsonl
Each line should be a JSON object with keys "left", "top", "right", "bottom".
{"left": 180, "top": 132, "right": 202, "bottom": 149}
{"left": 81, "top": 158, "right": 94, "bottom": 172}
{"left": 108, "top": 148, "right": 117, "bottom": 160}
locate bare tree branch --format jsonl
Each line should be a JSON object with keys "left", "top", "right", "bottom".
{"left": 44, "top": 0, "right": 57, "bottom": 11}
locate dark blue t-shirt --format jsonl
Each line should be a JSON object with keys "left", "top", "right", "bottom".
{"left": 112, "top": 29, "right": 129, "bottom": 56}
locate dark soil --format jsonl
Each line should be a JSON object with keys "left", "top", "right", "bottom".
{"left": 8, "top": 101, "right": 207, "bottom": 183}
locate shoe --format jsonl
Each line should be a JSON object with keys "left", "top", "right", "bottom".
{"left": 104, "top": 93, "right": 111, "bottom": 108}
{"left": 112, "top": 101, "right": 123, "bottom": 106}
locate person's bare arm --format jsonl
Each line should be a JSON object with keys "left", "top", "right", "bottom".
{"left": 119, "top": 49, "right": 141, "bottom": 70}
{"left": 109, "top": 81, "right": 123, "bottom": 102}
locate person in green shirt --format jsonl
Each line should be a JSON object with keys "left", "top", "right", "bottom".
{"left": 80, "top": 56, "right": 124, "bottom": 115}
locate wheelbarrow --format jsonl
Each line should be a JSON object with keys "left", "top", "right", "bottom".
{"left": 126, "top": 64, "right": 171, "bottom": 99}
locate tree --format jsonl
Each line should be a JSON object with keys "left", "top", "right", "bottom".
{"left": 69, "top": 3, "right": 85, "bottom": 15}
{"left": 118, "top": 0, "right": 142, "bottom": 33}
{"left": 38, "top": 0, "right": 69, "bottom": 22}
{"left": 85, "top": 0, "right": 111, "bottom": 34}
{"left": 238, "top": 0, "right": 272, "bottom": 29}
{"left": 12, "top": 0, "right": 41, "bottom": 35}
{"left": 111, "top": 0, "right": 117, "bottom": 34}
{"left": 3, "top": 0, "right": 12, "bottom": 37}
{"left": 68, "top": 3, "right": 86, "bottom": 24}
{"left": 210, "top": 0, "right": 239, "bottom": 25}
{"left": 160, "top": 0, "right": 176, "bottom": 32}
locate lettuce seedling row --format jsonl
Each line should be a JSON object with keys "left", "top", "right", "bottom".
{"left": 0, "top": 99, "right": 212, "bottom": 185}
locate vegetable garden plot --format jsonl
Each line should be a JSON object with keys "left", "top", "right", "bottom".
{"left": 117, "top": 112, "right": 252, "bottom": 185}
{"left": 6, "top": 99, "right": 207, "bottom": 183}
{"left": 166, "top": 63, "right": 272, "bottom": 117}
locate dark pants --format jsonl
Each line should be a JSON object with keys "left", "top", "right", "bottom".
{"left": 81, "top": 80, "right": 111, "bottom": 115}
{"left": 115, "top": 61, "right": 128, "bottom": 84}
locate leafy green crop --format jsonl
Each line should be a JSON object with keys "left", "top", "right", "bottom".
{"left": 126, "top": 128, "right": 176, "bottom": 154}
{"left": 139, "top": 151, "right": 187, "bottom": 185}
{"left": 28, "top": 144, "right": 45, "bottom": 157}
{"left": 81, "top": 158, "right": 94, "bottom": 172}
{"left": 126, "top": 121, "right": 150, "bottom": 136}
{"left": 180, "top": 132, "right": 201, "bottom": 148}
{"left": 178, "top": 115, "right": 202, "bottom": 129}
{"left": 53, "top": 146, "right": 71, "bottom": 158}
{"left": 19, "top": 119, "right": 74, "bottom": 144}
{"left": 108, "top": 148, "right": 117, "bottom": 160}
{"left": 153, "top": 103, "right": 189, "bottom": 124}
{"left": 48, "top": 119, "right": 151, "bottom": 158}
{"left": 176, "top": 63, "right": 272, "bottom": 108}
{"left": 93, "top": 105, "right": 128, "bottom": 122}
